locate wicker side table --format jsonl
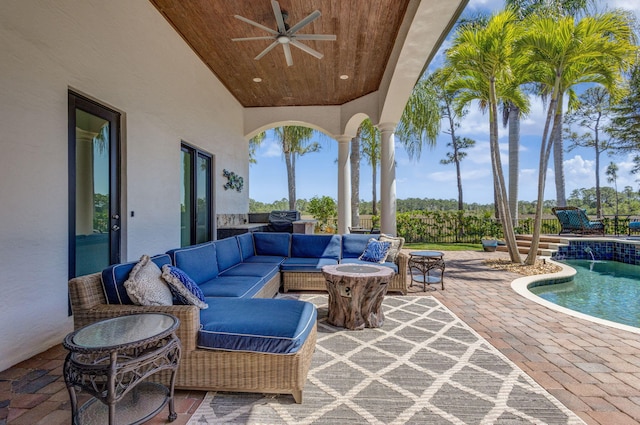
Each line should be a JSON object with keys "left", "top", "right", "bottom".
{"left": 63, "top": 313, "right": 181, "bottom": 425}
{"left": 408, "top": 251, "right": 445, "bottom": 291}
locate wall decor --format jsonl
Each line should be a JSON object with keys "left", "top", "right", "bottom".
{"left": 223, "top": 169, "right": 244, "bottom": 192}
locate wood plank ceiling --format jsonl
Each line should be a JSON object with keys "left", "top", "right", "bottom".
{"left": 149, "top": 0, "right": 411, "bottom": 108}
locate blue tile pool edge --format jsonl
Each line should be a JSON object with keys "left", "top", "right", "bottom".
{"left": 510, "top": 256, "right": 640, "bottom": 335}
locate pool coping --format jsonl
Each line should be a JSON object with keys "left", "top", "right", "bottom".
{"left": 511, "top": 256, "right": 640, "bottom": 335}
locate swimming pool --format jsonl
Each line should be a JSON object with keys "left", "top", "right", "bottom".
{"left": 529, "top": 259, "right": 640, "bottom": 328}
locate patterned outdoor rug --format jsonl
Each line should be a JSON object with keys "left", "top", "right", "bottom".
{"left": 187, "top": 295, "right": 584, "bottom": 424}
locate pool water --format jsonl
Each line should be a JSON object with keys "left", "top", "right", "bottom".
{"left": 529, "top": 260, "right": 640, "bottom": 328}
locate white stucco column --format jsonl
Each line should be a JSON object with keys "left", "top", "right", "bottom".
{"left": 336, "top": 135, "right": 352, "bottom": 234}
{"left": 379, "top": 123, "right": 397, "bottom": 236}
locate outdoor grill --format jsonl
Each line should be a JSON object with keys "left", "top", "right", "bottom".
{"left": 268, "top": 210, "right": 300, "bottom": 233}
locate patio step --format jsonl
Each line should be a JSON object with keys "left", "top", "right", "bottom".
{"left": 496, "top": 235, "right": 568, "bottom": 257}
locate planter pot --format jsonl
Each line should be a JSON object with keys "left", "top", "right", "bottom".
{"left": 482, "top": 240, "right": 498, "bottom": 252}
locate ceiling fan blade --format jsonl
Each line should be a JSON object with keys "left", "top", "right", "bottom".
{"left": 271, "top": 0, "right": 287, "bottom": 33}
{"left": 232, "top": 36, "right": 275, "bottom": 42}
{"left": 294, "top": 34, "right": 336, "bottom": 41}
{"left": 234, "top": 15, "right": 278, "bottom": 35}
{"left": 254, "top": 41, "right": 279, "bottom": 60}
{"left": 283, "top": 43, "right": 293, "bottom": 67}
{"left": 290, "top": 40, "right": 323, "bottom": 59}
{"left": 287, "top": 10, "right": 321, "bottom": 35}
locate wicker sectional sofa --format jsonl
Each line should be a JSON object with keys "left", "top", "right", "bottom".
{"left": 68, "top": 231, "right": 407, "bottom": 404}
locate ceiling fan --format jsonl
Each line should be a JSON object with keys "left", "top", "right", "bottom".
{"left": 232, "top": 0, "right": 336, "bottom": 67}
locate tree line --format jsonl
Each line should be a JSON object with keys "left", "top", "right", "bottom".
{"left": 250, "top": 184, "right": 640, "bottom": 218}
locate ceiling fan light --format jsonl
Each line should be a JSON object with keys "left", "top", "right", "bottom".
{"left": 253, "top": 77, "right": 262, "bottom": 83}
{"left": 277, "top": 35, "right": 290, "bottom": 44}
{"left": 340, "top": 75, "right": 349, "bottom": 80}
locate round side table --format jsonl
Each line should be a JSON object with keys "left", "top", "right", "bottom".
{"left": 63, "top": 313, "right": 181, "bottom": 425}
{"left": 408, "top": 251, "right": 445, "bottom": 291}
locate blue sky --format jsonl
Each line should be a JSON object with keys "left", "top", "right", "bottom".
{"left": 249, "top": 0, "right": 640, "bottom": 205}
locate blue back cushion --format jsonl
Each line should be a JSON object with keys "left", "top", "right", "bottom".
{"left": 167, "top": 242, "right": 218, "bottom": 285}
{"left": 253, "top": 232, "right": 291, "bottom": 257}
{"left": 101, "top": 254, "right": 171, "bottom": 304}
{"left": 342, "top": 234, "right": 380, "bottom": 258}
{"left": 291, "top": 234, "right": 341, "bottom": 259}
{"left": 214, "top": 237, "right": 242, "bottom": 272}
{"left": 237, "top": 233, "right": 255, "bottom": 260}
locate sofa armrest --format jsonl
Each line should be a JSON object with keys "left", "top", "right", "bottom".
{"left": 69, "top": 272, "right": 200, "bottom": 352}
{"left": 396, "top": 251, "right": 409, "bottom": 273}
{"left": 73, "top": 304, "right": 200, "bottom": 352}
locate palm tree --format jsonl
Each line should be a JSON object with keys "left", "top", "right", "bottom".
{"left": 396, "top": 74, "right": 441, "bottom": 161}
{"left": 248, "top": 132, "right": 266, "bottom": 164}
{"left": 359, "top": 119, "right": 381, "bottom": 216}
{"left": 506, "top": 0, "right": 594, "bottom": 213}
{"left": 518, "top": 11, "right": 635, "bottom": 264}
{"left": 273, "top": 126, "right": 320, "bottom": 210}
{"left": 504, "top": 0, "right": 593, "bottom": 220}
{"left": 446, "top": 10, "right": 529, "bottom": 263}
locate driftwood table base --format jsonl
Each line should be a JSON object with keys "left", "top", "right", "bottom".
{"left": 322, "top": 264, "right": 395, "bottom": 330}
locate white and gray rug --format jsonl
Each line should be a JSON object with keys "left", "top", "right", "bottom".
{"left": 188, "top": 294, "right": 584, "bottom": 424}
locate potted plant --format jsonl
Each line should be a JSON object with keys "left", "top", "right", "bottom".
{"left": 481, "top": 236, "right": 498, "bottom": 252}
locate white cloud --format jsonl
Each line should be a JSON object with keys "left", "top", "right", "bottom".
{"left": 261, "top": 139, "right": 282, "bottom": 158}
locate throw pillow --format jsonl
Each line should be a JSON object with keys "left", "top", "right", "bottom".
{"left": 359, "top": 239, "right": 391, "bottom": 263}
{"left": 161, "top": 265, "right": 208, "bottom": 309}
{"left": 379, "top": 234, "right": 405, "bottom": 263}
{"left": 123, "top": 255, "right": 173, "bottom": 306}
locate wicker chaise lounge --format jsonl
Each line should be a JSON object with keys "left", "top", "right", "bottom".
{"left": 68, "top": 272, "right": 316, "bottom": 403}
{"left": 552, "top": 206, "right": 605, "bottom": 236}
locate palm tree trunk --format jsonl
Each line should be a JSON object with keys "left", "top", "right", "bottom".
{"left": 372, "top": 160, "right": 378, "bottom": 217}
{"left": 285, "top": 152, "right": 296, "bottom": 210}
{"left": 489, "top": 79, "right": 521, "bottom": 263}
{"left": 508, "top": 105, "right": 520, "bottom": 227}
{"left": 526, "top": 79, "right": 561, "bottom": 266}
{"left": 351, "top": 136, "right": 361, "bottom": 227}
{"left": 553, "top": 94, "right": 566, "bottom": 207}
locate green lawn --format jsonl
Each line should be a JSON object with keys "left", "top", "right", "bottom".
{"left": 404, "top": 242, "right": 482, "bottom": 251}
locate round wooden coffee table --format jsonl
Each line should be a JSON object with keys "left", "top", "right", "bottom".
{"left": 321, "top": 264, "right": 395, "bottom": 330}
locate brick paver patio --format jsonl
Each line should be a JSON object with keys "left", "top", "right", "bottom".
{"left": 1, "top": 249, "right": 638, "bottom": 424}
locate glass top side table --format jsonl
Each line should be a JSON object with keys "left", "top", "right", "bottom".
{"left": 408, "top": 251, "right": 445, "bottom": 291}
{"left": 63, "top": 313, "right": 181, "bottom": 425}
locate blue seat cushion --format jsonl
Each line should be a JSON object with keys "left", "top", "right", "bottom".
{"left": 214, "top": 237, "right": 242, "bottom": 272}
{"left": 253, "top": 232, "right": 291, "bottom": 257}
{"left": 340, "top": 257, "right": 399, "bottom": 273}
{"left": 630, "top": 221, "right": 640, "bottom": 229}
{"left": 280, "top": 257, "right": 339, "bottom": 272}
{"left": 218, "top": 263, "right": 280, "bottom": 280}
{"left": 198, "top": 298, "right": 317, "bottom": 354}
{"left": 236, "top": 233, "right": 255, "bottom": 261}
{"left": 342, "top": 234, "right": 380, "bottom": 258}
{"left": 291, "top": 234, "right": 341, "bottom": 259}
{"left": 198, "top": 276, "right": 266, "bottom": 298}
{"left": 166, "top": 242, "right": 218, "bottom": 285}
{"left": 242, "top": 255, "right": 287, "bottom": 265}
{"left": 101, "top": 254, "right": 172, "bottom": 305}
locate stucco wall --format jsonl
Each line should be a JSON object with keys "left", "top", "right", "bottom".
{"left": 0, "top": 0, "right": 247, "bottom": 370}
